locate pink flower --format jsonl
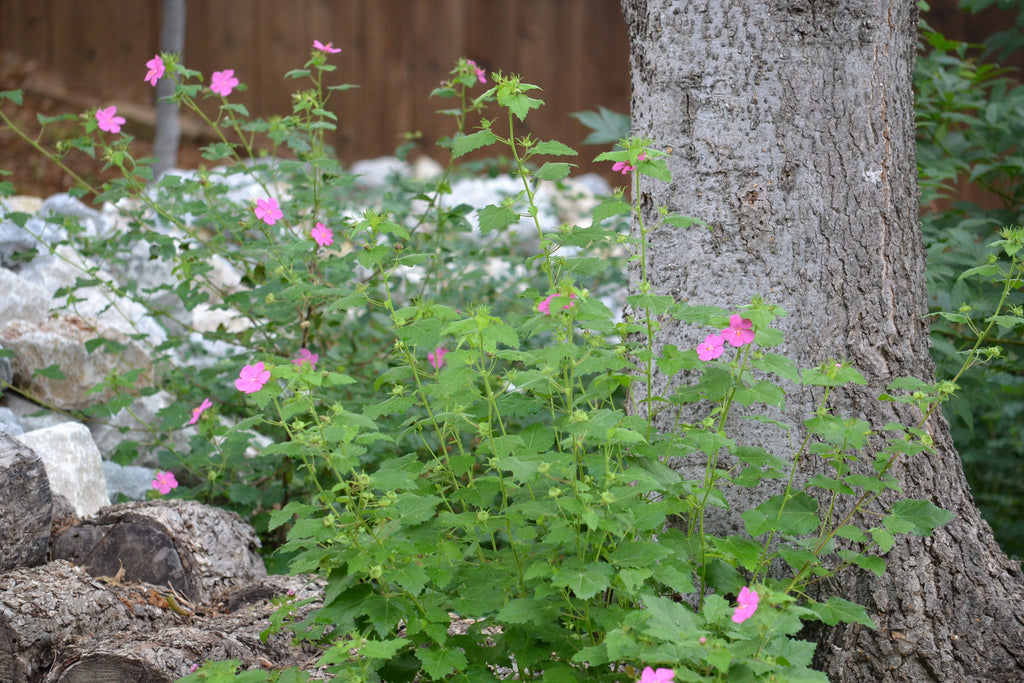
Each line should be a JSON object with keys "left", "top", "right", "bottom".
{"left": 731, "top": 586, "right": 760, "bottom": 624}
{"left": 467, "top": 59, "right": 486, "bottom": 84}
{"left": 612, "top": 161, "right": 635, "bottom": 175}
{"left": 188, "top": 398, "right": 213, "bottom": 425}
{"left": 95, "top": 106, "right": 126, "bottom": 134}
{"left": 311, "top": 222, "right": 333, "bottom": 247}
{"left": 538, "top": 292, "right": 576, "bottom": 315}
{"left": 254, "top": 197, "right": 283, "bottom": 225}
{"left": 722, "top": 314, "right": 755, "bottom": 347}
{"left": 236, "top": 362, "right": 271, "bottom": 394}
{"left": 152, "top": 471, "right": 178, "bottom": 495}
{"left": 210, "top": 69, "right": 239, "bottom": 97}
{"left": 313, "top": 39, "right": 342, "bottom": 54}
{"left": 428, "top": 346, "right": 449, "bottom": 370}
{"left": 638, "top": 667, "right": 675, "bottom": 683}
{"left": 696, "top": 333, "right": 725, "bottom": 361}
{"left": 144, "top": 55, "right": 165, "bottom": 87}
{"left": 292, "top": 348, "right": 318, "bottom": 369}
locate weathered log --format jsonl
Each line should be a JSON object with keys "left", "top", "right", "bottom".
{"left": 0, "top": 560, "right": 184, "bottom": 682}
{"left": 42, "top": 574, "right": 327, "bottom": 682}
{"left": 52, "top": 499, "right": 266, "bottom": 603}
{"left": 0, "top": 433, "right": 52, "bottom": 572}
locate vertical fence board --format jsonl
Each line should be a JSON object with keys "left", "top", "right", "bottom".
{"left": 412, "top": 0, "right": 466, "bottom": 154}
{"left": 1, "top": 0, "right": 631, "bottom": 172}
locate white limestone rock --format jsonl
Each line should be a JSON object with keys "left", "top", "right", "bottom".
{"left": 16, "top": 422, "right": 111, "bottom": 518}
{"left": 0, "top": 315, "right": 155, "bottom": 412}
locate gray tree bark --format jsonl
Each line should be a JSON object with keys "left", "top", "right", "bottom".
{"left": 621, "top": 1, "right": 1024, "bottom": 680}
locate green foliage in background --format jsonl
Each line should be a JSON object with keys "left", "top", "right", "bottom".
{"left": 916, "top": 1, "right": 1024, "bottom": 558}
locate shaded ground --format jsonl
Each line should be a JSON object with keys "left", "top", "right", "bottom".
{"left": 0, "top": 53, "right": 206, "bottom": 204}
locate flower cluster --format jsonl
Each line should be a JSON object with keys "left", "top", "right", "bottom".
{"left": 613, "top": 152, "right": 647, "bottom": 175}
{"left": 638, "top": 666, "right": 674, "bottom": 683}
{"left": 697, "top": 314, "right": 755, "bottom": 360}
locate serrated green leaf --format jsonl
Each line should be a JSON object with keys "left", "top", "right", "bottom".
{"left": 415, "top": 646, "right": 467, "bottom": 679}
{"left": 531, "top": 139, "right": 578, "bottom": 156}
{"left": 808, "top": 596, "right": 876, "bottom": 627}
{"left": 33, "top": 364, "right": 66, "bottom": 380}
{"left": 452, "top": 128, "right": 498, "bottom": 158}
{"left": 535, "top": 162, "right": 573, "bottom": 181}
{"left": 570, "top": 105, "right": 631, "bottom": 145}
{"left": 886, "top": 499, "right": 954, "bottom": 536}
{"left": 551, "top": 561, "right": 614, "bottom": 599}
{"left": 742, "top": 492, "right": 820, "bottom": 536}
{"left": 477, "top": 204, "right": 518, "bottom": 234}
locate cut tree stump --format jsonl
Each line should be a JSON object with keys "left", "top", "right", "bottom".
{"left": 0, "top": 492, "right": 329, "bottom": 679}
{"left": 0, "top": 433, "right": 52, "bottom": 572}
{"left": 52, "top": 499, "right": 266, "bottom": 603}
{"left": 41, "top": 575, "right": 327, "bottom": 683}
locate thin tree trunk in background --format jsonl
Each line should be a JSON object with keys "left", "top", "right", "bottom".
{"left": 620, "top": 0, "right": 1024, "bottom": 680}
{"left": 152, "top": 0, "right": 185, "bottom": 179}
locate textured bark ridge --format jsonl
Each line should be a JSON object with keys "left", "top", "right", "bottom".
{"left": 621, "top": 0, "right": 1024, "bottom": 680}
{"left": 0, "top": 491, "right": 326, "bottom": 680}
{"left": 0, "top": 434, "right": 52, "bottom": 572}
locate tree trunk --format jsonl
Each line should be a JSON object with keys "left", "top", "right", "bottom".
{"left": 620, "top": 1, "right": 1024, "bottom": 680}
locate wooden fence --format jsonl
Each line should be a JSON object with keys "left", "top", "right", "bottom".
{"left": 0, "top": 0, "right": 631, "bottom": 173}
{"left": 0, "top": 0, "right": 1018, "bottom": 175}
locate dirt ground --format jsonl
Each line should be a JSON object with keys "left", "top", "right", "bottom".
{"left": 0, "top": 53, "right": 207, "bottom": 204}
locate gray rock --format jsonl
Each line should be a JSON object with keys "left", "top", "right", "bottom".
{"left": 15, "top": 421, "right": 111, "bottom": 518}
{"left": 0, "top": 392, "right": 74, "bottom": 432}
{"left": 0, "top": 266, "right": 50, "bottom": 324}
{"left": 88, "top": 389, "right": 192, "bottom": 468}
{"left": 0, "top": 315, "right": 155, "bottom": 412}
{"left": 0, "top": 406, "right": 24, "bottom": 436}
{"left": 103, "top": 460, "right": 159, "bottom": 501}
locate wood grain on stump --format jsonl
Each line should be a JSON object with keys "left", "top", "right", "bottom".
{"left": 0, "top": 433, "right": 52, "bottom": 572}
{"left": 52, "top": 499, "right": 266, "bottom": 603}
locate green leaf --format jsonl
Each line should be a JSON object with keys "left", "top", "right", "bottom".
{"left": 531, "top": 139, "right": 578, "bottom": 156}
{"left": 732, "top": 379, "right": 786, "bottom": 407}
{"left": 452, "top": 128, "right": 498, "bottom": 158}
{"left": 711, "top": 535, "right": 763, "bottom": 571}
{"left": 0, "top": 89, "right": 24, "bottom": 105}
{"left": 742, "top": 492, "right": 820, "bottom": 536}
{"left": 415, "top": 646, "right": 467, "bottom": 679}
{"left": 477, "top": 204, "right": 518, "bottom": 234}
{"left": 752, "top": 353, "right": 801, "bottom": 383}
{"left": 642, "top": 593, "right": 699, "bottom": 639}
{"left": 391, "top": 563, "right": 429, "bottom": 596}
{"left": 885, "top": 499, "right": 954, "bottom": 536}
{"left": 535, "top": 162, "right": 573, "bottom": 181}
{"left": 808, "top": 597, "right": 876, "bottom": 628}
{"left": 33, "top": 364, "right": 66, "bottom": 380}
{"left": 838, "top": 549, "right": 886, "bottom": 576}
{"left": 590, "top": 196, "right": 631, "bottom": 226}
{"left": 570, "top": 106, "right": 631, "bottom": 145}
{"left": 359, "top": 637, "right": 410, "bottom": 660}
{"left": 551, "top": 561, "right": 614, "bottom": 599}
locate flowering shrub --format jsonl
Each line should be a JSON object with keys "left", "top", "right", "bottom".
{"left": 3, "top": 43, "right": 1020, "bottom": 683}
